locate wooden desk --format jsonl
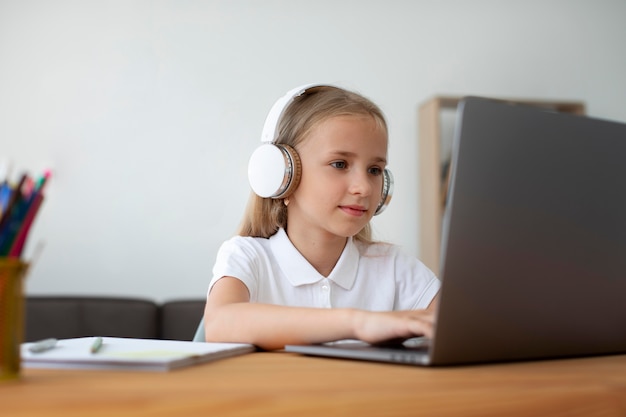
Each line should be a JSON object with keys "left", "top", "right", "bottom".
{"left": 2, "top": 352, "right": 626, "bottom": 416}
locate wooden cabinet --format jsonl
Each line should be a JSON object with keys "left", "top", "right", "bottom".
{"left": 418, "top": 96, "right": 585, "bottom": 275}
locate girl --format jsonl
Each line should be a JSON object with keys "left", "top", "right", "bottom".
{"left": 203, "top": 84, "right": 440, "bottom": 350}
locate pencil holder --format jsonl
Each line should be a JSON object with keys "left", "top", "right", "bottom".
{"left": 0, "top": 258, "right": 28, "bottom": 381}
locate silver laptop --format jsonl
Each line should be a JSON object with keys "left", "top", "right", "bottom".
{"left": 286, "top": 96, "right": 626, "bottom": 366}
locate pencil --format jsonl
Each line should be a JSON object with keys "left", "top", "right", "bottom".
{"left": 90, "top": 337, "right": 103, "bottom": 354}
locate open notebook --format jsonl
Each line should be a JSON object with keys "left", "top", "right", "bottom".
{"left": 22, "top": 337, "right": 255, "bottom": 371}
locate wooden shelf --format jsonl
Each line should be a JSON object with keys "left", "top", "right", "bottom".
{"left": 418, "top": 96, "right": 585, "bottom": 275}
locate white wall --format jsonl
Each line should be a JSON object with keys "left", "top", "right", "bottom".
{"left": 1, "top": 0, "right": 625, "bottom": 302}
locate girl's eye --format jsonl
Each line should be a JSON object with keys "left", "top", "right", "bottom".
{"left": 369, "top": 166, "right": 383, "bottom": 176}
{"left": 330, "top": 161, "right": 347, "bottom": 169}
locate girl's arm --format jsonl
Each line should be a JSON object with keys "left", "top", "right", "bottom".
{"left": 203, "top": 276, "right": 437, "bottom": 350}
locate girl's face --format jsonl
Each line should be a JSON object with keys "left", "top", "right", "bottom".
{"left": 287, "top": 114, "right": 388, "bottom": 240}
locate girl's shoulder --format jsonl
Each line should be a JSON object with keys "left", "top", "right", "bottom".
{"left": 223, "top": 234, "right": 267, "bottom": 245}
{"left": 359, "top": 240, "right": 439, "bottom": 288}
{"left": 354, "top": 239, "right": 402, "bottom": 258}
{"left": 355, "top": 240, "right": 434, "bottom": 273}
{"left": 219, "top": 234, "right": 272, "bottom": 256}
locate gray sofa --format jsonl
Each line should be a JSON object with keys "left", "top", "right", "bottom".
{"left": 25, "top": 296, "right": 205, "bottom": 342}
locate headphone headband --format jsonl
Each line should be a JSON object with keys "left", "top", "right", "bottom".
{"left": 260, "top": 83, "right": 330, "bottom": 143}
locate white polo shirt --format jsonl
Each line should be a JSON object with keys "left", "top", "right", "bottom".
{"left": 209, "top": 228, "right": 440, "bottom": 311}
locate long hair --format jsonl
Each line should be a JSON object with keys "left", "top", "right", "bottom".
{"left": 237, "top": 85, "right": 388, "bottom": 244}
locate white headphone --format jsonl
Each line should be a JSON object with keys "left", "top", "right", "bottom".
{"left": 247, "top": 83, "right": 393, "bottom": 215}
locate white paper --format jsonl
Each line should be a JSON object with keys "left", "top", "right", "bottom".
{"left": 21, "top": 337, "right": 255, "bottom": 372}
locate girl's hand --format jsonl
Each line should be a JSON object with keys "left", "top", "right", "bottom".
{"left": 352, "top": 309, "right": 436, "bottom": 345}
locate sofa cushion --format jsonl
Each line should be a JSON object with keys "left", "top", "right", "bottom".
{"left": 25, "top": 296, "right": 160, "bottom": 342}
{"left": 160, "top": 299, "right": 205, "bottom": 341}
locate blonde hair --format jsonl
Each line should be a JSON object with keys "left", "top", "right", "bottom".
{"left": 237, "top": 85, "right": 388, "bottom": 244}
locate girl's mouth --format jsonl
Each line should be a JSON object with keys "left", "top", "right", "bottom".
{"left": 339, "top": 205, "right": 367, "bottom": 217}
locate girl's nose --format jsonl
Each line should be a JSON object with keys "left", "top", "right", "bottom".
{"left": 349, "top": 170, "right": 373, "bottom": 196}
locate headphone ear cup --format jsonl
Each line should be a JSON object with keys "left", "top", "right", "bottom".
{"left": 374, "top": 168, "right": 394, "bottom": 216}
{"left": 279, "top": 144, "right": 301, "bottom": 198}
{"left": 247, "top": 143, "right": 301, "bottom": 199}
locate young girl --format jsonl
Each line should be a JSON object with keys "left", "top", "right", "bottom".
{"left": 203, "top": 84, "right": 440, "bottom": 350}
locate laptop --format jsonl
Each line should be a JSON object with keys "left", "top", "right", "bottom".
{"left": 286, "top": 96, "right": 626, "bottom": 366}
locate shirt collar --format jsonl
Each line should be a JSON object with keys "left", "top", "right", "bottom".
{"left": 270, "top": 228, "right": 359, "bottom": 290}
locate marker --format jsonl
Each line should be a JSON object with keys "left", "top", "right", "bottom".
{"left": 90, "top": 336, "right": 103, "bottom": 354}
{"left": 28, "top": 338, "right": 58, "bottom": 353}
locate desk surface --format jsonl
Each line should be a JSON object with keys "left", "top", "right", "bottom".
{"left": 3, "top": 352, "right": 626, "bottom": 417}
